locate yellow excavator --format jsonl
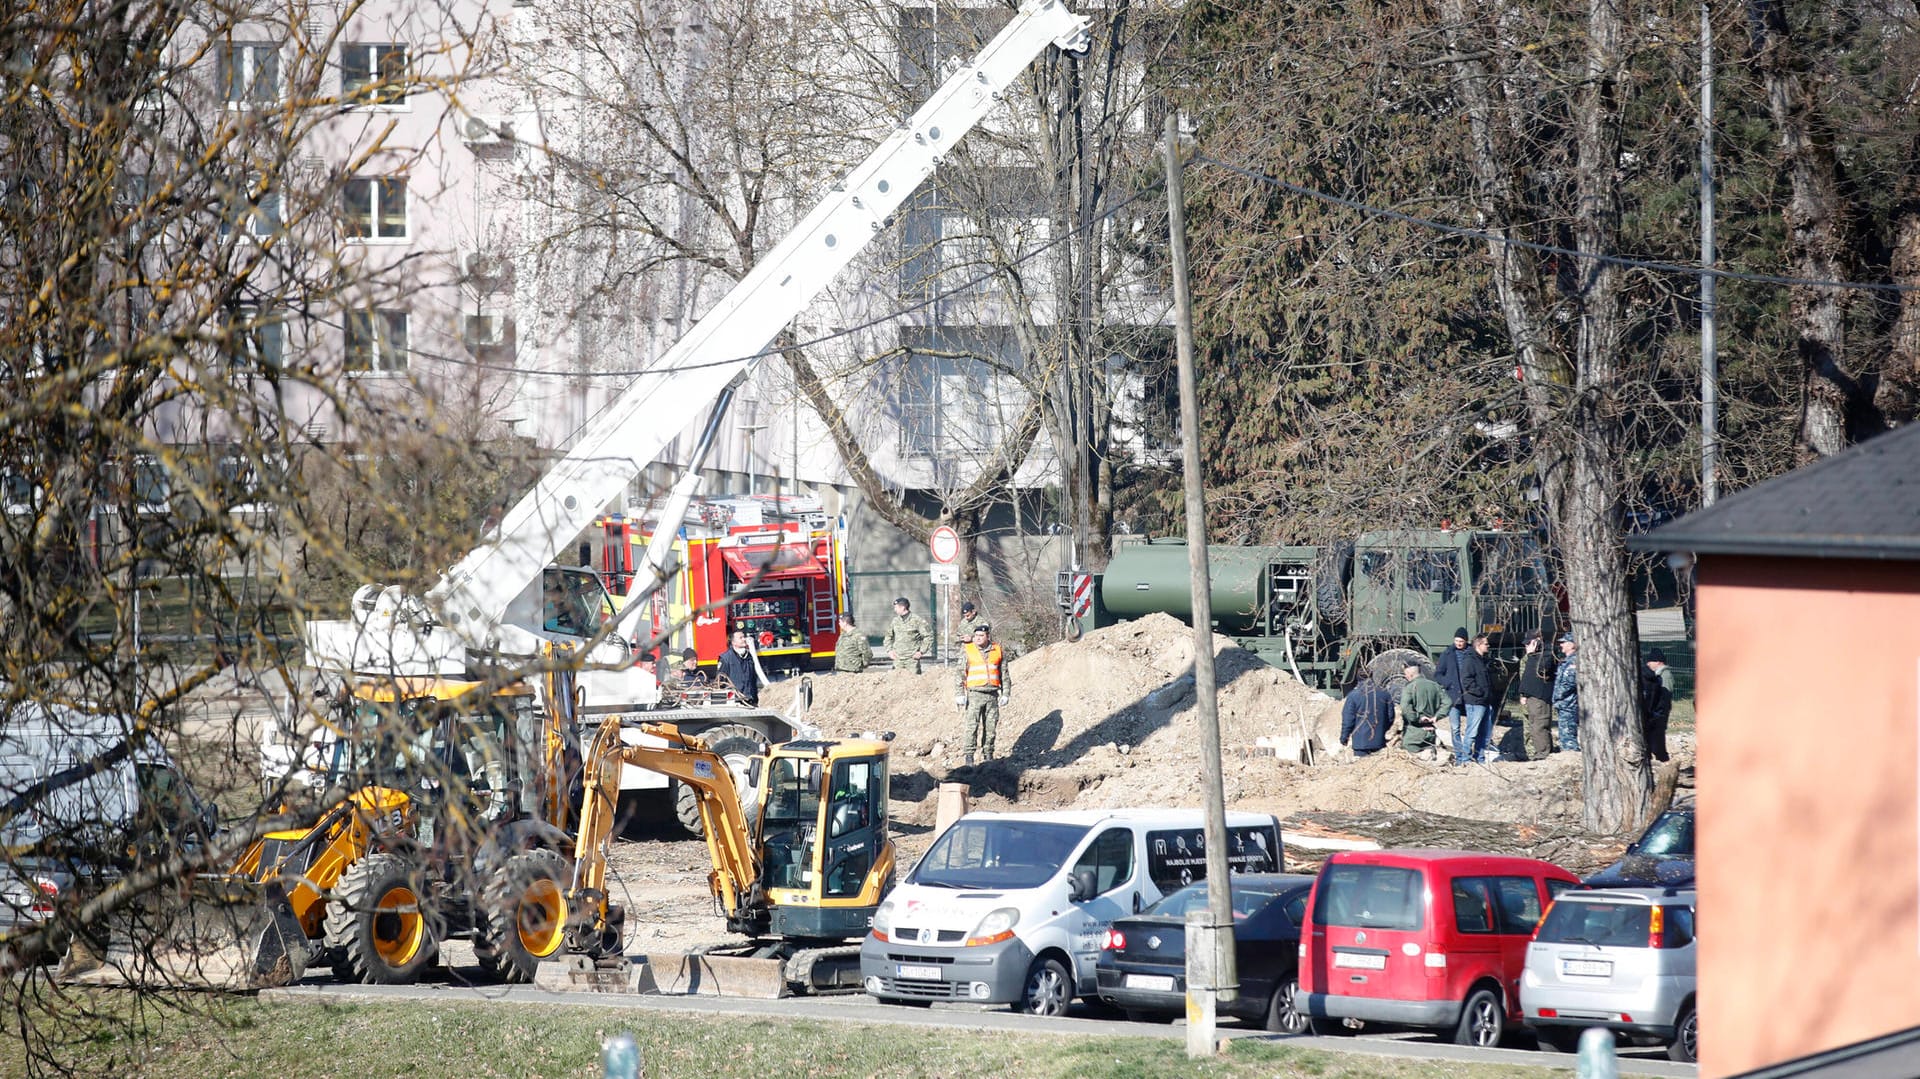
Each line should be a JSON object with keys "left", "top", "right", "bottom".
{"left": 175, "top": 676, "right": 578, "bottom": 988}
{"left": 556, "top": 716, "right": 895, "bottom": 994}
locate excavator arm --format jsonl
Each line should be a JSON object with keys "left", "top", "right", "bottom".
{"left": 570, "top": 717, "right": 763, "bottom": 941}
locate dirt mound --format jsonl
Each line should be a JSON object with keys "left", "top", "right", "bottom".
{"left": 768, "top": 612, "right": 1665, "bottom": 859}
{"left": 772, "top": 612, "right": 1330, "bottom": 764}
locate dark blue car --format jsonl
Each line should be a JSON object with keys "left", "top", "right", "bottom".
{"left": 1095, "top": 873, "right": 1316, "bottom": 1032}
{"left": 1585, "top": 806, "right": 1694, "bottom": 888}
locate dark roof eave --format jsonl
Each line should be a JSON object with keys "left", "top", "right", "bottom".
{"left": 1627, "top": 532, "right": 1920, "bottom": 561}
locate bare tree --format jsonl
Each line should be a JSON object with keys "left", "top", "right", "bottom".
{"left": 0, "top": 0, "right": 518, "bottom": 1068}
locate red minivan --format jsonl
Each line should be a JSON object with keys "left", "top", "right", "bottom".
{"left": 1299, "top": 849, "right": 1578, "bottom": 1046}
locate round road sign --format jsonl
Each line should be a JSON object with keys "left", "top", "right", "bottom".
{"left": 929, "top": 525, "right": 960, "bottom": 564}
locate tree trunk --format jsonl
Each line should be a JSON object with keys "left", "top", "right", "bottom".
{"left": 1442, "top": 0, "right": 1649, "bottom": 832}
{"left": 1878, "top": 130, "right": 1920, "bottom": 423}
{"left": 1563, "top": 0, "right": 1650, "bottom": 834}
{"left": 1747, "top": 0, "right": 1860, "bottom": 457}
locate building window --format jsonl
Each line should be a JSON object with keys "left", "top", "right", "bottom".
{"left": 341, "top": 44, "right": 407, "bottom": 105}
{"left": 220, "top": 175, "right": 280, "bottom": 238}
{"left": 342, "top": 177, "right": 406, "bottom": 240}
{"left": 345, "top": 309, "right": 407, "bottom": 373}
{"left": 219, "top": 43, "right": 279, "bottom": 107}
{"left": 230, "top": 307, "right": 284, "bottom": 370}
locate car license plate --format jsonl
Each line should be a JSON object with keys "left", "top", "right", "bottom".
{"left": 1125, "top": 974, "right": 1176, "bottom": 992}
{"left": 1562, "top": 958, "right": 1613, "bottom": 977}
{"left": 898, "top": 964, "right": 942, "bottom": 980}
{"left": 1332, "top": 951, "right": 1386, "bottom": 970}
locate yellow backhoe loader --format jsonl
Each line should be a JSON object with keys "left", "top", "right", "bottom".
{"left": 174, "top": 677, "right": 577, "bottom": 988}
{"left": 557, "top": 716, "right": 894, "bottom": 995}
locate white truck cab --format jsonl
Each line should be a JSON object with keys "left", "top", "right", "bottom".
{"left": 861, "top": 807, "right": 1283, "bottom": 1015}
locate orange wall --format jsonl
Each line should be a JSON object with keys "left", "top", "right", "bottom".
{"left": 1695, "top": 556, "right": 1920, "bottom": 1076}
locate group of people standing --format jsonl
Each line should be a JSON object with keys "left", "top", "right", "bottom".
{"left": 1339, "top": 626, "right": 1674, "bottom": 766}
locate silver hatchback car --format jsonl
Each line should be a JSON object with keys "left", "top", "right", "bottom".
{"left": 1521, "top": 887, "right": 1697, "bottom": 1062}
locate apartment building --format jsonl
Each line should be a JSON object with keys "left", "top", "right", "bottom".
{"left": 133, "top": 0, "right": 1166, "bottom": 589}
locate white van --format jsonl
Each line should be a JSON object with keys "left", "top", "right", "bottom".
{"left": 0, "top": 702, "right": 206, "bottom": 964}
{"left": 860, "top": 807, "right": 1283, "bottom": 1015}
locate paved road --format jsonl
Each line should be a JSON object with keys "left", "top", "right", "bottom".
{"left": 261, "top": 970, "right": 1696, "bottom": 1078}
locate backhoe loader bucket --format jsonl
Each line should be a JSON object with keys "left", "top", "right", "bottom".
{"left": 639, "top": 951, "right": 790, "bottom": 999}
{"left": 70, "top": 875, "right": 312, "bottom": 990}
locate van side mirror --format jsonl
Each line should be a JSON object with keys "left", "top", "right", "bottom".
{"left": 1069, "top": 869, "right": 1096, "bottom": 902}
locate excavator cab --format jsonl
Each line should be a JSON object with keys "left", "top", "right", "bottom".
{"left": 755, "top": 738, "right": 892, "bottom": 940}
{"left": 556, "top": 719, "right": 894, "bottom": 993}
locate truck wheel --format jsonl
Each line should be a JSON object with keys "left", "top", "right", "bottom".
{"left": 1015, "top": 956, "right": 1072, "bottom": 1017}
{"left": 323, "top": 853, "right": 436, "bottom": 985}
{"left": 1369, "top": 647, "right": 1431, "bottom": 703}
{"left": 672, "top": 725, "right": 769, "bottom": 837}
{"left": 474, "top": 848, "right": 571, "bottom": 983}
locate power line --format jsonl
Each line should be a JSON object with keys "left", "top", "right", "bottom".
{"left": 1195, "top": 154, "right": 1918, "bottom": 294}
{"left": 407, "top": 178, "right": 1169, "bottom": 381}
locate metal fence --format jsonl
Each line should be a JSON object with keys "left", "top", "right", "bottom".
{"left": 845, "top": 569, "right": 945, "bottom": 664}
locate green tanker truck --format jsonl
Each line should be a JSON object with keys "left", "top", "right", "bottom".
{"left": 1064, "top": 529, "right": 1558, "bottom": 691}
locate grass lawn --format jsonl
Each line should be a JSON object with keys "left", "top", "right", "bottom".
{"left": 5, "top": 995, "right": 1570, "bottom": 1079}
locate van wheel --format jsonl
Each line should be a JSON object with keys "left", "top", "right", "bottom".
{"left": 1015, "top": 956, "right": 1071, "bottom": 1017}
{"left": 1453, "top": 987, "right": 1504, "bottom": 1047}
{"left": 1668, "top": 1004, "right": 1697, "bottom": 1062}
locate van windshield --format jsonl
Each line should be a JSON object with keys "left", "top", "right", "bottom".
{"left": 912, "top": 819, "right": 1091, "bottom": 890}
{"left": 1313, "top": 864, "right": 1424, "bottom": 931}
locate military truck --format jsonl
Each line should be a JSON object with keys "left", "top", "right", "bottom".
{"left": 1064, "top": 529, "right": 1557, "bottom": 690}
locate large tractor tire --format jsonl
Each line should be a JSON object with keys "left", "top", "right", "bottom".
{"left": 671, "top": 724, "right": 770, "bottom": 837}
{"left": 323, "top": 853, "right": 437, "bottom": 985}
{"left": 474, "top": 848, "right": 572, "bottom": 983}
{"left": 1369, "top": 647, "right": 1432, "bottom": 704}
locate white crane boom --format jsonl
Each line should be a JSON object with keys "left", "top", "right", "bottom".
{"left": 306, "top": 0, "right": 1089, "bottom": 679}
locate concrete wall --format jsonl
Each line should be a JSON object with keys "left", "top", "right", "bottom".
{"left": 1695, "top": 555, "right": 1920, "bottom": 1076}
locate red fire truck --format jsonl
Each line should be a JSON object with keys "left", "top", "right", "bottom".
{"left": 594, "top": 494, "right": 849, "bottom": 673}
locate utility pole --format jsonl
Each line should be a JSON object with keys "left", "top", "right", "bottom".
{"left": 739, "top": 421, "right": 767, "bottom": 498}
{"left": 1699, "top": 0, "right": 1718, "bottom": 506}
{"left": 1072, "top": 54, "right": 1096, "bottom": 566}
{"left": 1164, "top": 110, "right": 1236, "bottom": 1058}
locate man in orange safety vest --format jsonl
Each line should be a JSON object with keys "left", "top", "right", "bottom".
{"left": 954, "top": 623, "right": 1010, "bottom": 766}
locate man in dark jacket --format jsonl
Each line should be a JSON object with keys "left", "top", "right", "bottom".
{"left": 1515, "top": 632, "right": 1556, "bottom": 760}
{"left": 1431, "top": 628, "right": 1471, "bottom": 763}
{"left": 1463, "top": 635, "right": 1496, "bottom": 763}
{"left": 1640, "top": 652, "right": 1672, "bottom": 763}
{"left": 716, "top": 629, "right": 764, "bottom": 705}
{"left": 1340, "top": 677, "right": 1395, "bottom": 757}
